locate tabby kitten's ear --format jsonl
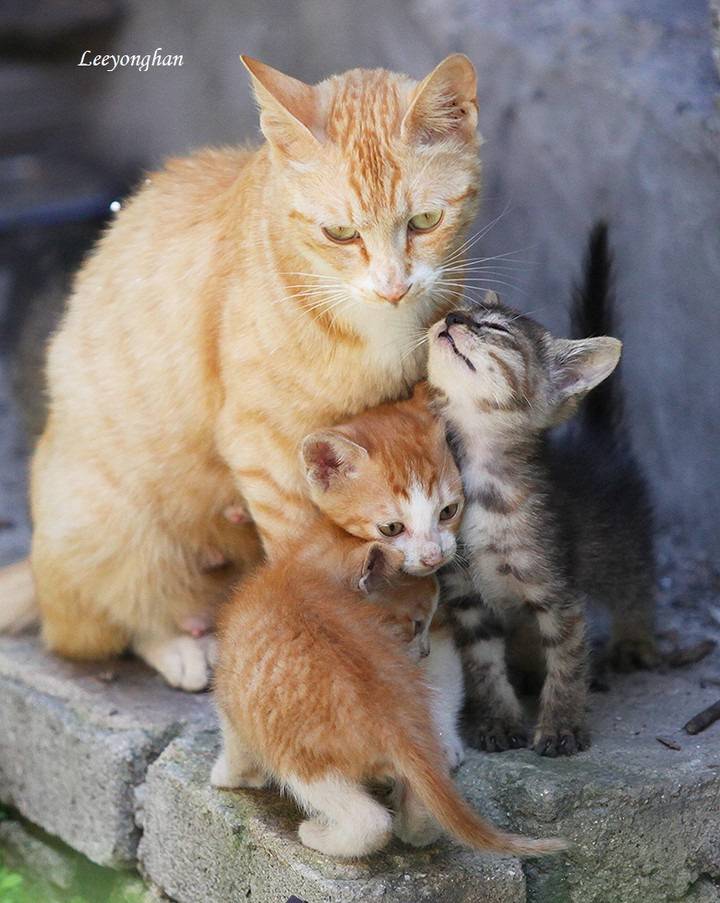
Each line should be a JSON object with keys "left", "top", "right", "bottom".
{"left": 241, "top": 55, "right": 323, "bottom": 160}
{"left": 551, "top": 336, "right": 622, "bottom": 422}
{"left": 401, "top": 53, "right": 478, "bottom": 144}
{"left": 357, "top": 543, "right": 406, "bottom": 595}
{"left": 302, "top": 430, "right": 368, "bottom": 491}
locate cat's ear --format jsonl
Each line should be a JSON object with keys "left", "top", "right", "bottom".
{"left": 241, "top": 55, "right": 322, "bottom": 160}
{"left": 302, "top": 430, "right": 369, "bottom": 491}
{"left": 551, "top": 336, "right": 622, "bottom": 421}
{"left": 357, "top": 543, "right": 406, "bottom": 595}
{"left": 401, "top": 54, "right": 478, "bottom": 144}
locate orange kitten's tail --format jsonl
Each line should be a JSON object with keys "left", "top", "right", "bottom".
{"left": 0, "top": 558, "right": 39, "bottom": 634}
{"left": 394, "top": 733, "right": 567, "bottom": 857}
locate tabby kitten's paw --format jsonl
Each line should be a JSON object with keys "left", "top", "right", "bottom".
{"left": 465, "top": 718, "right": 528, "bottom": 753}
{"left": 609, "top": 637, "right": 659, "bottom": 672}
{"left": 533, "top": 726, "right": 591, "bottom": 757}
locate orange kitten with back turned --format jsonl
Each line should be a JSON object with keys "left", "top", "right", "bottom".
{"left": 0, "top": 54, "right": 482, "bottom": 689}
{"left": 212, "top": 513, "right": 565, "bottom": 859}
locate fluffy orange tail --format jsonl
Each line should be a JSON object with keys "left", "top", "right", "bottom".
{"left": 0, "top": 558, "right": 38, "bottom": 634}
{"left": 394, "top": 732, "right": 567, "bottom": 857}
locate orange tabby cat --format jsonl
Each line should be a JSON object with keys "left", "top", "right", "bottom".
{"left": 212, "top": 521, "right": 564, "bottom": 858}
{"left": 0, "top": 54, "right": 481, "bottom": 689}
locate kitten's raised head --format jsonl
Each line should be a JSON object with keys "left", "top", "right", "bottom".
{"left": 302, "top": 385, "right": 464, "bottom": 576}
{"left": 427, "top": 291, "right": 621, "bottom": 431}
{"left": 353, "top": 541, "right": 439, "bottom": 661}
{"left": 241, "top": 55, "right": 480, "bottom": 319}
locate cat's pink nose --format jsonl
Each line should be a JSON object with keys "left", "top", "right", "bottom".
{"left": 377, "top": 283, "right": 412, "bottom": 304}
{"left": 420, "top": 546, "right": 443, "bottom": 568}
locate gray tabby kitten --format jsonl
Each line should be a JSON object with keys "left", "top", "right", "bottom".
{"left": 427, "top": 227, "right": 655, "bottom": 756}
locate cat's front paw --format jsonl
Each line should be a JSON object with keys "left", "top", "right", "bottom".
{"left": 134, "top": 634, "right": 214, "bottom": 692}
{"left": 210, "top": 751, "right": 266, "bottom": 789}
{"left": 464, "top": 717, "right": 528, "bottom": 753}
{"left": 609, "top": 637, "right": 659, "bottom": 672}
{"left": 443, "top": 733, "right": 466, "bottom": 770}
{"left": 533, "top": 725, "right": 591, "bottom": 757}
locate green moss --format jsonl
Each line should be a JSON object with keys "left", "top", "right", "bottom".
{"left": 0, "top": 816, "right": 151, "bottom": 903}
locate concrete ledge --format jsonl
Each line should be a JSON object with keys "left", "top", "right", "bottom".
{"left": 460, "top": 670, "right": 720, "bottom": 902}
{"left": 0, "top": 634, "right": 212, "bottom": 867}
{"left": 137, "top": 730, "right": 526, "bottom": 903}
{"left": 1, "top": 633, "right": 720, "bottom": 901}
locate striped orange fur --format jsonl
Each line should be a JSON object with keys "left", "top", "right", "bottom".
{"left": 15, "top": 55, "right": 481, "bottom": 689}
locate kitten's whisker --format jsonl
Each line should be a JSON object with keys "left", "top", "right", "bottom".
{"left": 400, "top": 333, "right": 429, "bottom": 363}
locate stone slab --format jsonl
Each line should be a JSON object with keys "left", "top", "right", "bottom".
{"left": 2, "top": 636, "right": 720, "bottom": 900}
{"left": 137, "top": 730, "right": 526, "bottom": 903}
{"left": 138, "top": 664, "right": 720, "bottom": 903}
{"left": 459, "top": 667, "right": 720, "bottom": 903}
{"left": 0, "top": 633, "right": 214, "bottom": 867}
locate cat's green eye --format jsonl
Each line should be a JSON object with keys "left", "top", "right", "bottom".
{"left": 408, "top": 210, "right": 443, "bottom": 233}
{"left": 378, "top": 521, "right": 405, "bottom": 537}
{"left": 439, "top": 502, "right": 460, "bottom": 521}
{"left": 323, "top": 225, "right": 359, "bottom": 243}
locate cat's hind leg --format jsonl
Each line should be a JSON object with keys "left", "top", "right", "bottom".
{"left": 211, "top": 712, "right": 266, "bottom": 788}
{"left": 391, "top": 780, "right": 442, "bottom": 848}
{"left": 33, "top": 478, "right": 223, "bottom": 689}
{"left": 286, "top": 775, "right": 392, "bottom": 858}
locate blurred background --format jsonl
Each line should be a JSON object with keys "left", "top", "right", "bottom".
{"left": 1, "top": 0, "right": 719, "bottom": 569}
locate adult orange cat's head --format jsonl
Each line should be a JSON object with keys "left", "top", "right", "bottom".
{"left": 301, "top": 384, "right": 464, "bottom": 576}
{"left": 241, "top": 54, "right": 481, "bottom": 331}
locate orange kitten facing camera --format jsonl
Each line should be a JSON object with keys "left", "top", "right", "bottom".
{"left": 212, "top": 518, "right": 565, "bottom": 859}
{"left": 0, "top": 54, "right": 482, "bottom": 689}
{"left": 302, "top": 382, "right": 467, "bottom": 767}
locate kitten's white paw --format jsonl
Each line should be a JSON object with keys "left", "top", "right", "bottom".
{"left": 210, "top": 752, "right": 235, "bottom": 788}
{"left": 211, "top": 751, "right": 265, "bottom": 789}
{"left": 298, "top": 817, "right": 391, "bottom": 857}
{"left": 133, "top": 634, "right": 212, "bottom": 691}
{"left": 443, "top": 732, "right": 465, "bottom": 770}
{"left": 298, "top": 817, "right": 333, "bottom": 853}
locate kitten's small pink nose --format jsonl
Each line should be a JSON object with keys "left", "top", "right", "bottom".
{"left": 420, "top": 546, "right": 443, "bottom": 568}
{"left": 376, "top": 282, "right": 412, "bottom": 304}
